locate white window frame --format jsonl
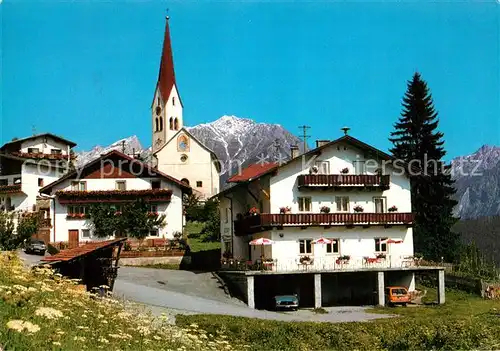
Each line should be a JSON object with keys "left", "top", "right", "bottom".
{"left": 335, "top": 196, "right": 350, "bottom": 212}
{"left": 298, "top": 197, "right": 312, "bottom": 212}
{"left": 81, "top": 229, "right": 91, "bottom": 239}
{"left": 27, "top": 147, "right": 40, "bottom": 154}
{"left": 149, "top": 229, "right": 159, "bottom": 237}
{"left": 325, "top": 239, "right": 340, "bottom": 255}
{"left": 298, "top": 239, "right": 313, "bottom": 255}
{"left": 373, "top": 196, "right": 387, "bottom": 213}
{"left": 374, "top": 237, "right": 388, "bottom": 253}
{"left": 315, "top": 161, "right": 330, "bottom": 174}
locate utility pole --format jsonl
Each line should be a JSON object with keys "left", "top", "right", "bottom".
{"left": 298, "top": 125, "right": 311, "bottom": 152}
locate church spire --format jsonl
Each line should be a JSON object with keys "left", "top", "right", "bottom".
{"left": 157, "top": 16, "right": 177, "bottom": 102}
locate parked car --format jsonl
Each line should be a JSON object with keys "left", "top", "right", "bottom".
{"left": 24, "top": 239, "right": 46, "bottom": 255}
{"left": 274, "top": 294, "right": 299, "bottom": 311}
{"left": 385, "top": 286, "right": 410, "bottom": 307}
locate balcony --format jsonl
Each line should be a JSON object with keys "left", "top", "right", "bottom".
{"left": 0, "top": 184, "right": 23, "bottom": 194}
{"left": 56, "top": 189, "right": 173, "bottom": 204}
{"left": 297, "top": 174, "right": 390, "bottom": 190}
{"left": 234, "top": 212, "right": 414, "bottom": 236}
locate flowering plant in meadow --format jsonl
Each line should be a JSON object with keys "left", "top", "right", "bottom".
{"left": 0, "top": 252, "right": 245, "bottom": 350}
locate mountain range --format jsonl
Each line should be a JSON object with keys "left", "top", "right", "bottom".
{"left": 75, "top": 115, "right": 499, "bottom": 220}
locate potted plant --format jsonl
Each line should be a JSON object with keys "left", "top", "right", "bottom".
{"left": 388, "top": 205, "right": 398, "bottom": 212}
{"left": 300, "top": 255, "right": 312, "bottom": 264}
{"left": 248, "top": 207, "right": 259, "bottom": 216}
{"left": 353, "top": 205, "right": 364, "bottom": 213}
{"left": 340, "top": 167, "right": 349, "bottom": 174}
{"left": 280, "top": 206, "right": 291, "bottom": 214}
{"left": 310, "top": 165, "right": 319, "bottom": 174}
{"left": 339, "top": 255, "right": 350, "bottom": 261}
{"left": 376, "top": 253, "right": 386, "bottom": 259}
{"left": 320, "top": 206, "right": 330, "bottom": 213}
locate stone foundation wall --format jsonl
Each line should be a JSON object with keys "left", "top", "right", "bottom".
{"left": 120, "top": 255, "right": 190, "bottom": 266}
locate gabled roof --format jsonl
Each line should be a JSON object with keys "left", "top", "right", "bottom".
{"left": 156, "top": 17, "right": 181, "bottom": 105}
{"left": 227, "top": 162, "right": 278, "bottom": 183}
{"left": 0, "top": 133, "right": 77, "bottom": 150}
{"left": 153, "top": 127, "right": 221, "bottom": 172}
{"left": 220, "top": 135, "right": 407, "bottom": 189}
{"left": 40, "top": 150, "right": 191, "bottom": 194}
{"left": 42, "top": 238, "right": 126, "bottom": 263}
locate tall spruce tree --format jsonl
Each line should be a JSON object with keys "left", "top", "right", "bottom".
{"left": 390, "top": 72, "right": 459, "bottom": 262}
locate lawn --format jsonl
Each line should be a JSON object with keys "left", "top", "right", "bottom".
{"left": 185, "top": 221, "right": 221, "bottom": 253}
{"left": 0, "top": 252, "right": 241, "bottom": 350}
{"left": 176, "top": 287, "right": 500, "bottom": 350}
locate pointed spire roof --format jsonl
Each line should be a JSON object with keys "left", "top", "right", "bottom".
{"left": 157, "top": 17, "right": 178, "bottom": 102}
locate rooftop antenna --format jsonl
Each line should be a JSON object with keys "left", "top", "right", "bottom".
{"left": 341, "top": 126, "right": 350, "bottom": 136}
{"left": 298, "top": 125, "right": 311, "bottom": 152}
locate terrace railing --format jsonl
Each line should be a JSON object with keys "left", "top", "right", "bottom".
{"left": 298, "top": 174, "right": 390, "bottom": 189}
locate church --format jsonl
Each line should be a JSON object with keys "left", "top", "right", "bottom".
{"left": 150, "top": 17, "right": 220, "bottom": 200}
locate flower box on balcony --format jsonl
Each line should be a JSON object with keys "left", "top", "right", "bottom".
{"left": 299, "top": 256, "right": 313, "bottom": 264}
{"left": 247, "top": 207, "right": 259, "bottom": 216}
{"left": 353, "top": 205, "right": 364, "bottom": 213}
{"left": 388, "top": 206, "right": 398, "bottom": 212}
{"left": 279, "top": 206, "right": 291, "bottom": 214}
{"left": 66, "top": 213, "right": 88, "bottom": 220}
{"left": 320, "top": 206, "right": 330, "bottom": 213}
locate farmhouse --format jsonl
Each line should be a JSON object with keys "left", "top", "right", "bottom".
{"left": 39, "top": 150, "right": 191, "bottom": 246}
{"left": 217, "top": 132, "right": 445, "bottom": 309}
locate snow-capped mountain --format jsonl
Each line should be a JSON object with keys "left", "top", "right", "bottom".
{"left": 451, "top": 145, "right": 500, "bottom": 219}
{"left": 187, "top": 115, "right": 303, "bottom": 183}
{"left": 75, "top": 136, "right": 151, "bottom": 166}
{"left": 75, "top": 115, "right": 303, "bottom": 184}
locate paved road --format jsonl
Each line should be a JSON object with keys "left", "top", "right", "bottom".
{"left": 17, "top": 251, "right": 392, "bottom": 323}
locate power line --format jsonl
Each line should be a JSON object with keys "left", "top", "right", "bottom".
{"left": 298, "top": 125, "right": 311, "bottom": 152}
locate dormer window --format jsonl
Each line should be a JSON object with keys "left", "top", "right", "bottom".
{"left": 28, "top": 148, "right": 40, "bottom": 154}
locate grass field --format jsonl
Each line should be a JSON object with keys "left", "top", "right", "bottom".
{"left": 185, "top": 221, "right": 221, "bottom": 253}
{"left": 176, "top": 287, "right": 500, "bottom": 350}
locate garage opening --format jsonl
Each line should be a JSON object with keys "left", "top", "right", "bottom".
{"left": 254, "top": 274, "right": 314, "bottom": 310}
{"left": 321, "top": 272, "right": 378, "bottom": 306}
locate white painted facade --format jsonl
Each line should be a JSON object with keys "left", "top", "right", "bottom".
{"left": 44, "top": 175, "right": 184, "bottom": 243}
{"left": 0, "top": 135, "right": 75, "bottom": 213}
{"left": 152, "top": 85, "right": 183, "bottom": 154}
{"left": 219, "top": 138, "right": 415, "bottom": 277}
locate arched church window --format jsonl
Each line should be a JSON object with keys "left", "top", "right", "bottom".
{"left": 174, "top": 118, "right": 179, "bottom": 130}
{"left": 159, "top": 117, "right": 163, "bottom": 131}
{"left": 155, "top": 118, "right": 159, "bottom": 132}
{"left": 169, "top": 118, "right": 173, "bottom": 130}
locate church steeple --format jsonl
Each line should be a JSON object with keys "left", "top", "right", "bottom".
{"left": 157, "top": 16, "right": 179, "bottom": 103}
{"left": 152, "top": 16, "right": 184, "bottom": 154}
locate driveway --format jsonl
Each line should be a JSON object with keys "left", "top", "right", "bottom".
{"left": 114, "top": 267, "right": 393, "bottom": 323}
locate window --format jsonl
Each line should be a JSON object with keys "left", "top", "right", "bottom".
{"left": 180, "top": 154, "right": 188, "bottom": 162}
{"left": 172, "top": 97, "right": 175, "bottom": 106}
{"left": 169, "top": 118, "right": 173, "bottom": 130}
{"left": 38, "top": 178, "right": 44, "bottom": 187}
{"left": 159, "top": 117, "right": 163, "bottom": 131}
{"left": 0, "top": 179, "right": 7, "bottom": 186}
{"left": 374, "top": 197, "right": 386, "bottom": 213}
{"left": 13, "top": 177, "right": 21, "bottom": 184}
{"left": 155, "top": 118, "right": 159, "bottom": 132}
{"left": 149, "top": 229, "right": 159, "bottom": 237}
{"left": 315, "top": 161, "right": 330, "bottom": 174}
{"left": 224, "top": 207, "right": 229, "bottom": 223}
{"left": 157, "top": 97, "right": 160, "bottom": 105}
{"left": 335, "top": 196, "right": 349, "bottom": 212}
{"left": 71, "top": 181, "right": 86, "bottom": 191}
{"left": 115, "top": 181, "right": 126, "bottom": 191}
{"left": 196, "top": 181, "right": 203, "bottom": 188}
{"left": 150, "top": 205, "right": 158, "bottom": 213}
{"left": 299, "top": 239, "right": 313, "bottom": 255}
{"left": 353, "top": 160, "right": 366, "bottom": 174}
{"left": 298, "top": 197, "right": 312, "bottom": 212}
{"left": 68, "top": 206, "right": 87, "bottom": 215}
{"left": 51, "top": 149, "right": 62, "bottom": 155}
{"left": 174, "top": 118, "right": 179, "bottom": 130}
{"left": 375, "top": 238, "right": 388, "bottom": 253}
{"left": 27, "top": 147, "right": 40, "bottom": 154}
{"left": 81, "top": 229, "right": 91, "bottom": 239}
{"left": 326, "top": 239, "right": 340, "bottom": 254}
{"left": 151, "top": 180, "right": 161, "bottom": 189}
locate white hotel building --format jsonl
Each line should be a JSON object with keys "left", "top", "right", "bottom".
{"left": 217, "top": 133, "right": 445, "bottom": 309}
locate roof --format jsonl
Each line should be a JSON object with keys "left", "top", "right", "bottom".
{"left": 0, "top": 133, "right": 77, "bottom": 150}
{"left": 153, "top": 127, "right": 221, "bottom": 172}
{"left": 40, "top": 150, "right": 191, "bottom": 194}
{"left": 217, "top": 135, "right": 410, "bottom": 194}
{"left": 156, "top": 18, "right": 181, "bottom": 105}
{"left": 227, "top": 162, "right": 278, "bottom": 183}
{"left": 42, "top": 238, "right": 126, "bottom": 262}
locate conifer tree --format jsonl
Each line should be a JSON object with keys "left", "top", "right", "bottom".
{"left": 390, "top": 72, "right": 459, "bottom": 262}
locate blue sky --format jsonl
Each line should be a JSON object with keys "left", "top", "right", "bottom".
{"left": 2, "top": 1, "right": 499, "bottom": 159}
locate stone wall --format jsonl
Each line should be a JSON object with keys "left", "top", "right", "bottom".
{"left": 120, "top": 255, "right": 190, "bottom": 266}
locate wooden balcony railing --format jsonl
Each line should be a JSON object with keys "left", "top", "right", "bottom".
{"left": 297, "top": 174, "right": 390, "bottom": 189}
{"left": 234, "top": 212, "right": 414, "bottom": 236}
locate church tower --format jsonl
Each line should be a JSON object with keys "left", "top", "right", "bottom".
{"left": 152, "top": 17, "right": 183, "bottom": 154}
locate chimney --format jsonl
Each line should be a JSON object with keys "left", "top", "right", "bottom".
{"left": 290, "top": 145, "right": 299, "bottom": 159}
{"left": 315, "top": 140, "right": 330, "bottom": 148}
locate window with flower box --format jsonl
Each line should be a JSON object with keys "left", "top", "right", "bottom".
{"left": 326, "top": 239, "right": 340, "bottom": 254}
{"left": 299, "top": 239, "right": 313, "bottom": 255}
{"left": 298, "top": 197, "right": 312, "bottom": 212}
{"left": 335, "top": 196, "right": 349, "bottom": 212}
{"left": 67, "top": 205, "right": 88, "bottom": 218}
